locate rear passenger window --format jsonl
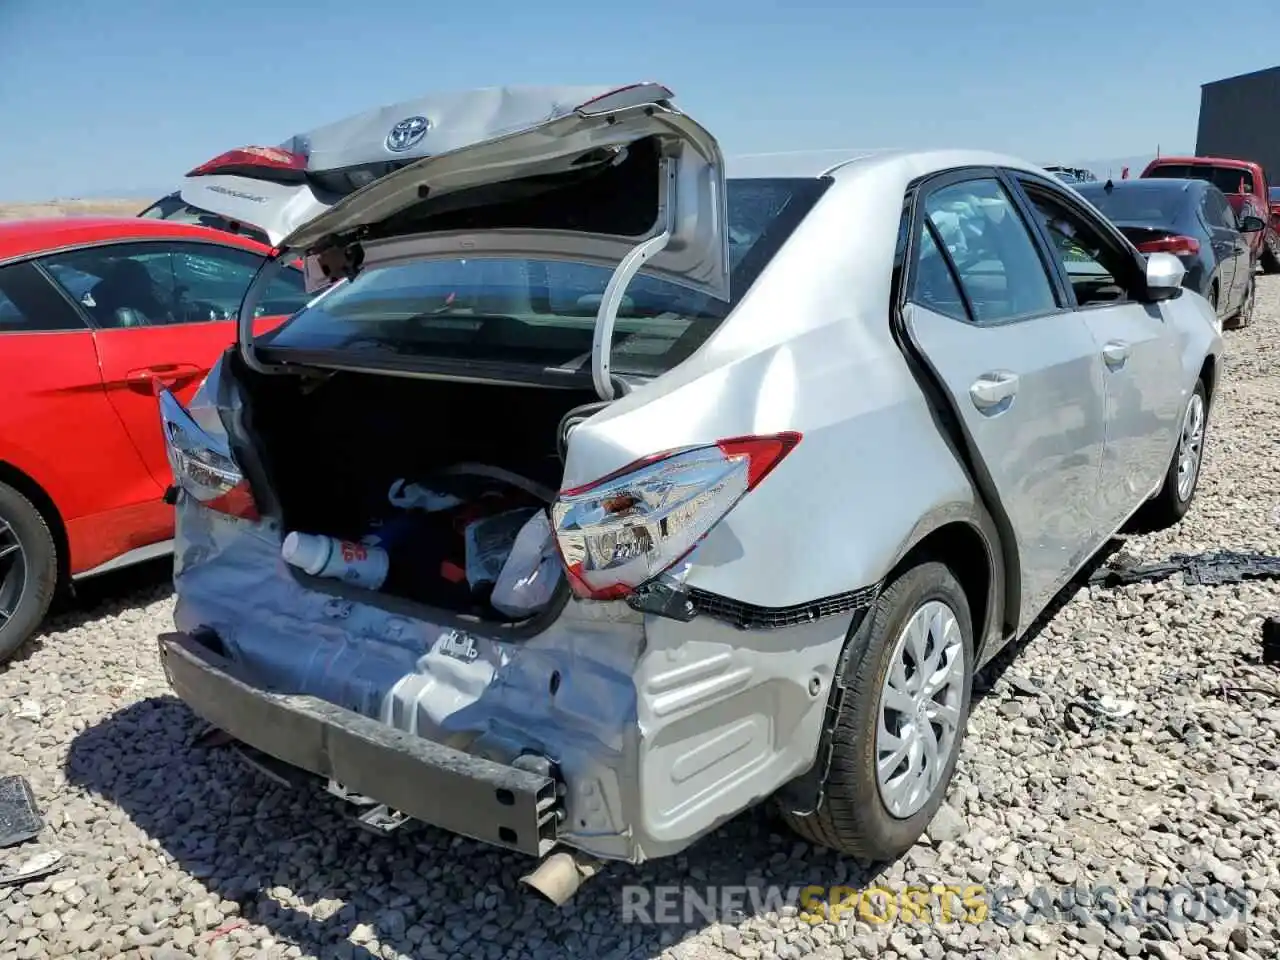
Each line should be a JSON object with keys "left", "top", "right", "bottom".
{"left": 911, "top": 224, "right": 969, "bottom": 321}
{"left": 922, "top": 179, "right": 1058, "bottom": 324}
{"left": 0, "top": 262, "right": 88, "bottom": 334}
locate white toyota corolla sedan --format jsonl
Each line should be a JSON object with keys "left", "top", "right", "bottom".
{"left": 153, "top": 83, "right": 1223, "bottom": 902}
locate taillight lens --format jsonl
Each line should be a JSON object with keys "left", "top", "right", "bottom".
{"left": 551, "top": 433, "right": 799, "bottom": 600}
{"left": 1136, "top": 235, "right": 1200, "bottom": 256}
{"left": 159, "top": 382, "right": 259, "bottom": 521}
{"left": 187, "top": 146, "right": 307, "bottom": 182}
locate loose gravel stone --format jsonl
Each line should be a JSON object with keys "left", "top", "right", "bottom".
{"left": 2, "top": 274, "right": 1279, "bottom": 960}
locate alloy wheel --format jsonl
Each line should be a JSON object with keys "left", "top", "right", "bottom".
{"left": 1176, "top": 392, "right": 1206, "bottom": 503}
{"left": 875, "top": 600, "right": 967, "bottom": 818}
{"left": 0, "top": 515, "right": 26, "bottom": 629}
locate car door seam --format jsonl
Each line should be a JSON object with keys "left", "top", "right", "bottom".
{"left": 895, "top": 180, "right": 1020, "bottom": 638}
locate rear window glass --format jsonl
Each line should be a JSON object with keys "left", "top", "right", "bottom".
{"left": 258, "top": 177, "right": 829, "bottom": 376}
{"left": 139, "top": 194, "right": 271, "bottom": 245}
{"left": 1145, "top": 164, "right": 1256, "bottom": 194}
{"left": 1073, "top": 184, "right": 1186, "bottom": 223}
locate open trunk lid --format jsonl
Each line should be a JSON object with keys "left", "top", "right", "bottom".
{"left": 277, "top": 83, "right": 727, "bottom": 288}
{"left": 183, "top": 85, "right": 670, "bottom": 248}
{"left": 237, "top": 82, "right": 728, "bottom": 399}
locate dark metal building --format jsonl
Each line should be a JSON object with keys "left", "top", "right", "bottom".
{"left": 1195, "top": 65, "right": 1280, "bottom": 179}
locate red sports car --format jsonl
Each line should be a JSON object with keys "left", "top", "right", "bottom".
{"left": 0, "top": 217, "right": 311, "bottom": 660}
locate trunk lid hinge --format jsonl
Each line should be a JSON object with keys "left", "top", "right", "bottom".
{"left": 590, "top": 159, "right": 678, "bottom": 402}
{"left": 237, "top": 250, "right": 295, "bottom": 375}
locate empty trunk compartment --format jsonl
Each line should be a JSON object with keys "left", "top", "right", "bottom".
{"left": 235, "top": 368, "right": 605, "bottom": 621}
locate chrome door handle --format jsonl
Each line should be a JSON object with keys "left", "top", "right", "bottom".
{"left": 1102, "top": 341, "right": 1130, "bottom": 366}
{"left": 969, "top": 371, "right": 1019, "bottom": 410}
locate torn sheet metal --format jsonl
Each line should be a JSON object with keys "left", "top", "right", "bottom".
{"left": 0, "top": 775, "right": 42, "bottom": 848}
{"left": 0, "top": 849, "right": 62, "bottom": 887}
{"left": 1088, "top": 550, "right": 1280, "bottom": 588}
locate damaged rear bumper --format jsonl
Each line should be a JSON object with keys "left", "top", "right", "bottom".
{"left": 157, "top": 631, "right": 561, "bottom": 857}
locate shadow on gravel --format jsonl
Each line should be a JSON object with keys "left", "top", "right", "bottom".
{"left": 971, "top": 537, "right": 1126, "bottom": 702}
{"left": 3, "top": 557, "right": 173, "bottom": 670}
{"left": 66, "top": 694, "right": 910, "bottom": 959}
{"left": 59, "top": 538, "right": 1130, "bottom": 958}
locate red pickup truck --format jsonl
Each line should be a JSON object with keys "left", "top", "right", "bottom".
{"left": 1141, "top": 156, "right": 1279, "bottom": 273}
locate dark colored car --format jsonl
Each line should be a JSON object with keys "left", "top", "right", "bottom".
{"left": 1268, "top": 186, "right": 1280, "bottom": 272}
{"left": 1141, "top": 156, "right": 1275, "bottom": 273}
{"left": 1073, "top": 178, "right": 1265, "bottom": 329}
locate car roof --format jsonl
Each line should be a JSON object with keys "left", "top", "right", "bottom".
{"left": 726, "top": 147, "right": 1054, "bottom": 183}
{"left": 1147, "top": 156, "right": 1258, "bottom": 169}
{"left": 1075, "top": 178, "right": 1201, "bottom": 193}
{"left": 0, "top": 216, "right": 272, "bottom": 263}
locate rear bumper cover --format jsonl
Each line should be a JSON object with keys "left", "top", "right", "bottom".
{"left": 157, "top": 631, "right": 560, "bottom": 857}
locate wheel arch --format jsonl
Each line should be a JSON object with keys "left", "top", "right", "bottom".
{"left": 1200, "top": 352, "right": 1219, "bottom": 406}
{"left": 885, "top": 509, "right": 1009, "bottom": 666}
{"left": 0, "top": 460, "right": 70, "bottom": 585}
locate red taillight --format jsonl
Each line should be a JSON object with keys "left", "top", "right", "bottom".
{"left": 1136, "top": 235, "right": 1200, "bottom": 256}
{"left": 187, "top": 146, "right": 307, "bottom": 181}
{"left": 159, "top": 387, "right": 260, "bottom": 522}
{"left": 716, "top": 433, "right": 802, "bottom": 490}
{"left": 205, "top": 482, "right": 260, "bottom": 522}
{"left": 551, "top": 432, "right": 800, "bottom": 600}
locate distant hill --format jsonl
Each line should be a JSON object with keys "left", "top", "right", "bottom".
{"left": 0, "top": 198, "right": 146, "bottom": 222}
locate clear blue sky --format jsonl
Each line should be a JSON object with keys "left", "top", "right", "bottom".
{"left": 1, "top": 0, "right": 1275, "bottom": 201}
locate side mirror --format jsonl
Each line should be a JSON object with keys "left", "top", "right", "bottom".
{"left": 1238, "top": 215, "right": 1267, "bottom": 233}
{"left": 1142, "top": 251, "right": 1185, "bottom": 301}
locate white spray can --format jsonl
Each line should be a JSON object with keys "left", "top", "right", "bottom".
{"left": 281, "top": 531, "right": 390, "bottom": 590}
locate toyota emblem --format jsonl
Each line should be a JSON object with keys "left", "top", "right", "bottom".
{"left": 385, "top": 116, "right": 430, "bottom": 152}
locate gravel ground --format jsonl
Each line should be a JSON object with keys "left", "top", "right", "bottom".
{"left": 3, "top": 276, "right": 1280, "bottom": 960}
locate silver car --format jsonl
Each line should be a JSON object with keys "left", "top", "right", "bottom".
{"left": 155, "top": 84, "right": 1223, "bottom": 902}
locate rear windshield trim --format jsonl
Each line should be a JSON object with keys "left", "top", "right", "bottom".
{"left": 257, "top": 175, "right": 833, "bottom": 377}
{"left": 251, "top": 347, "right": 607, "bottom": 389}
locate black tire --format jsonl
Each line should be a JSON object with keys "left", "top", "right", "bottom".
{"left": 1232, "top": 276, "right": 1255, "bottom": 330}
{"left": 1261, "top": 233, "right": 1280, "bottom": 275}
{"left": 0, "top": 482, "right": 58, "bottom": 664}
{"left": 781, "top": 561, "right": 974, "bottom": 861}
{"left": 1137, "top": 379, "right": 1208, "bottom": 531}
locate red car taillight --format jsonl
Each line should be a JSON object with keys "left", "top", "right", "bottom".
{"left": 1137, "top": 235, "right": 1200, "bottom": 256}
{"left": 550, "top": 433, "right": 800, "bottom": 600}
{"left": 187, "top": 146, "right": 308, "bottom": 182}
{"left": 159, "top": 388, "right": 259, "bottom": 521}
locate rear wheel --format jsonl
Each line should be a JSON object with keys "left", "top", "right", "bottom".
{"left": 0, "top": 482, "right": 58, "bottom": 663}
{"left": 1233, "top": 277, "right": 1255, "bottom": 329}
{"left": 1262, "top": 232, "right": 1280, "bottom": 275}
{"left": 781, "top": 561, "right": 973, "bottom": 861}
{"left": 1137, "top": 379, "right": 1207, "bottom": 530}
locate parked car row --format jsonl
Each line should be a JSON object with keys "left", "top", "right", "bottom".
{"left": 0, "top": 83, "right": 1230, "bottom": 898}
{"left": 1140, "top": 154, "right": 1278, "bottom": 274}
{"left": 1072, "top": 177, "right": 1263, "bottom": 328}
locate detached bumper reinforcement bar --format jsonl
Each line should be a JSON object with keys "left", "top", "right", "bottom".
{"left": 157, "top": 632, "right": 560, "bottom": 857}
